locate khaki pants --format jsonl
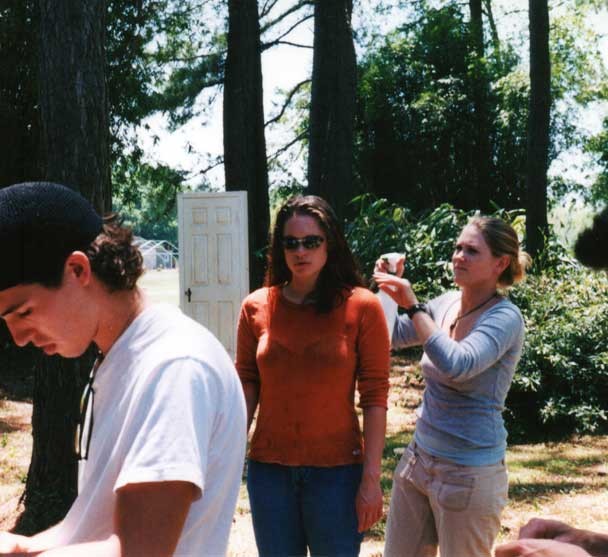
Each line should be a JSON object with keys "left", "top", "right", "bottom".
{"left": 384, "top": 442, "right": 508, "bottom": 557}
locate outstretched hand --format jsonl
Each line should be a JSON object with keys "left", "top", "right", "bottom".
{"left": 0, "top": 532, "right": 31, "bottom": 553}
{"left": 494, "top": 538, "right": 591, "bottom": 557}
{"left": 518, "top": 518, "right": 579, "bottom": 543}
{"left": 494, "top": 518, "right": 599, "bottom": 557}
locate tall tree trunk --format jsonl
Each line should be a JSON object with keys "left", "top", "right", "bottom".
{"left": 526, "top": 0, "right": 551, "bottom": 257}
{"left": 223, "top": 0, "right": 269, "bottom": 290}
{"left": 37, "top": 0, "right": 111, "bottom": 214}
{"left": 307, "top": 0, "right": 356, "bottom": 221}
{"left": 469, "top": 0, "right": 492, "bottom": 211}
{"left": 0, "top": 0, "right": 42, "bottom": 186}
{"left": 14, "top": 0, "right": 110, "bottom": 534}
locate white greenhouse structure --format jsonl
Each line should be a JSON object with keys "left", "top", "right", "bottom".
{"left": 135, "top": 237, "right": 178, "bottom": 270}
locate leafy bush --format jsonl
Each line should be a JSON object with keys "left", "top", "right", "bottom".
{"left": 507, "top": 268, "right": 608, "bottom": 442}
{"left": 345, "top": 194, "right": 608, "bottom": 440}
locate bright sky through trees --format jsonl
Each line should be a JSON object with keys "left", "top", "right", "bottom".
{"left": 137, "top": 1, "right": 608, "bottom": 193}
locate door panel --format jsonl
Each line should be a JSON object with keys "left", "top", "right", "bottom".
{"left": 178, "top": 192, "right": 249, "bottom": 359}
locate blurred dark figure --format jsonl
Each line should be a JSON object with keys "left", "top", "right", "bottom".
{"left": 574, "top": 207, "right": 608, "bottom": 270}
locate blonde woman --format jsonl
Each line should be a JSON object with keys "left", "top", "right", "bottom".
{"left": 374, "top": 216, "right": 530, "bottom": 557}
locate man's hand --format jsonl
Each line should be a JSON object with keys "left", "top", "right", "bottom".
{"left": 39, "top": 535, "right": 120, "bottom": 557}
{"left": 515, "top": 517, "right": 608, "bottom": 556}
{"left": 0, "top": 532, "right": 31, "bottom": 553}
{"left": 355, "top": 475, "right": 383, "bottom": 533}
{"left": 519, "top": 518, "right": 580, "bottom": 544}
{"left": 495, "top": 538, "right": 591, "bottom": 557}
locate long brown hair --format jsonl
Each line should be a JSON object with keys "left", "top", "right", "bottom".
{"left": 265, "top": 195, "right": 363, "bottom": 312}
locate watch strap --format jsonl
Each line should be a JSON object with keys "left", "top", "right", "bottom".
{"left": 405, "top": 303, "right": 428, "bottom": 319}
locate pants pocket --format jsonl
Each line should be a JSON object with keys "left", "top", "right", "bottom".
{"left": 396, "top": 446, "right": 417, "bottom": 482}
{"left": 436, "top": 472, "right": 476, "bottom": 512}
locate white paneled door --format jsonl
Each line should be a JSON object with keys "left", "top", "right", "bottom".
{"left": 178, "top": 191, "right": 249, "bottom": 359}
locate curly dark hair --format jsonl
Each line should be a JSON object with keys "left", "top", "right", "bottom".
{"left": 265, "top": 195, "right": 364, "bottom": 313}
{"left": 574, "top": 207, "right": 608, "bottom": 270}
{"left": 84, "top": 214, "right": 144, "bottom": 291}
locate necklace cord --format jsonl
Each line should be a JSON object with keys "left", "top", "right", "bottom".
{"left": 449, "top": 292, "right": 497, "bottom": 333}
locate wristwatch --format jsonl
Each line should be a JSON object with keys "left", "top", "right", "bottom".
{"left": 405, "top": 303, "right": 429, "bottom": 319}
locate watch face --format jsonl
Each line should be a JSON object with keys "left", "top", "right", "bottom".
{"left": 407, "top": 303, "right": 428, "bottom": 318}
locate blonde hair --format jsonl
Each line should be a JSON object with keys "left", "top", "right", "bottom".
{"left": 468, "top": 216, "right": 532, "bottom": 287}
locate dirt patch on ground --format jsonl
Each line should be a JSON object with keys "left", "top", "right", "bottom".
{"left": 0, "top": 399, "right": 31, "bottom": 532}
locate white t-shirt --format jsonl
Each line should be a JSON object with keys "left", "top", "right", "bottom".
{"left": 51, "top": 304, "right": 247, "bottom": 556}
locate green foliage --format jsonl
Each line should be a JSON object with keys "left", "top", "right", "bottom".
{"left": 112, "top": 151, "right": 191, "bottom": 244}
{"left": 354, "top": 2, "right": 529, "bottom": 211}
{"left": 507, "top": 268, "right": 608, "bottom": 441}
{"left": 352, "top": 1, "right": 608, "bottom": 213}
{"left": 269, "top": 182, "right": 305, "bottom": 213}
{"left": 586, "top": 118, "right": 608, "bottom": 204}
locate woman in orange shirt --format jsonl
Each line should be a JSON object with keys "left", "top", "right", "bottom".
{"left": 236, "top": 195, "right": 390, "bottom": 557}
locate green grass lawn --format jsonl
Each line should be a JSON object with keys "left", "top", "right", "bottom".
{"left": 138, "top": 268, "right": 179, "bottom": 306}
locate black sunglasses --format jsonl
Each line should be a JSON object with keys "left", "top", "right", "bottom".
{"left": 76, "top": 353, "right": 103, "bottom": 460}
{"left": 282, "top": 235, "right": 325, "bottom": 251}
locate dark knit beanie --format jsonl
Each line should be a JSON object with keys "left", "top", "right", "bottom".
{"left": 574, "top": 207, "right": 608, "bottom": 270}
{"left": 0, "top": 182, "right": 103, "bottom": 291}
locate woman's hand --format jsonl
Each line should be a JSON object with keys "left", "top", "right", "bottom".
{"left": 373, "top": 271, "right": 418, "bottom": 308}
{"left": 355, "top": 475, "right": 383, "bottom": 533}
{"left": 374, "top": 255, "right": 405, "bottom": 277}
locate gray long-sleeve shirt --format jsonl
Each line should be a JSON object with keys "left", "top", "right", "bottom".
{"left": 393, "top": 291, "right": 525, "bottom": 465}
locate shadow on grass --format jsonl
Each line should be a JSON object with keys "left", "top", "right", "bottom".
{"left": 508, "top": 481, "right": 588, "bottom": 501}
{"left": 509, "top": 455, "right": 606, "bottom": 475}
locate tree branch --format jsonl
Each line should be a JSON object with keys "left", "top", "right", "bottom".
{"left": 156, "top": 50, "right": 227, "bottom": 64}
{"left": 260, "top": 0, "right": 313, "bottom": 34}
{"left": 262, "top": 40, "right": 313, "bottom": 51}
{"left": 261, "top": 14, "right": 314, "bottom": 52}
{"left": 268, "top": 130, "right": 308, "bottom": 162}
{"left": 260, "top": 0, "right": 280, "bottom": 18}
{"left": 190, "top": 156, "right": 224, "bottom": 177}
{"left": 265, "top": 79, "right": 311, "bottom": 127}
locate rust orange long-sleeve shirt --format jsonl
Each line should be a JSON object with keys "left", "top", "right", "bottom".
{"left": 235, "top": 285, "right": 390, "bottom": 466}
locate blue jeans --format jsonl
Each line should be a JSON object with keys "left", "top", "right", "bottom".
{"left": 247, "top": 460, "right": 363, "bottom": 557}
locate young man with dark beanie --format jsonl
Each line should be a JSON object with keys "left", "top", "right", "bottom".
{"left": 0, "top": 182, "right": 246, "bottom": 557}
